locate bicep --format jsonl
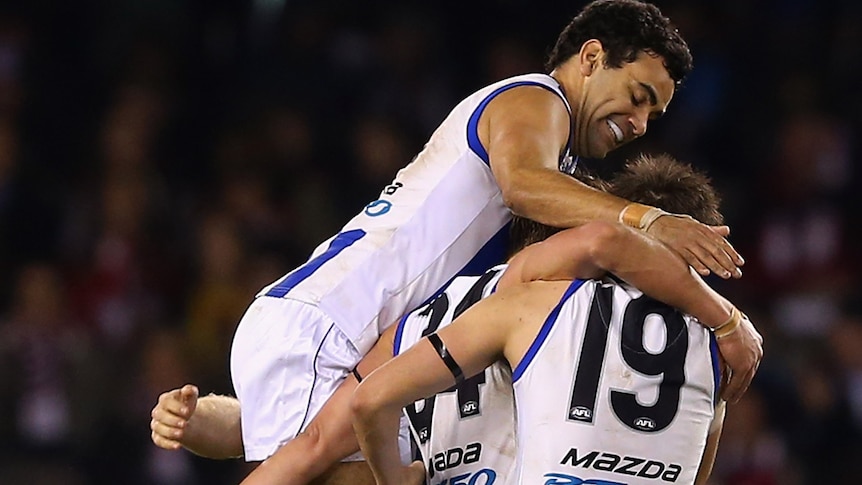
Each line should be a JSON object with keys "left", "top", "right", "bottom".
{"left": 483, "top": 87, "right": 570, "bottom": 187}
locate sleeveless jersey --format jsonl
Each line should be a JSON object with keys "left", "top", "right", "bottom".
{"left": 395, "top": 266, "right": 517, "bottom": 485}
{"left": 512, "top": 278, "right": 721, "bottom": 485}
{"left": 256, "top": 74, "right": 574, "bottom": 355}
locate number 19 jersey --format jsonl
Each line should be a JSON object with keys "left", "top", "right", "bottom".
{"left": 512, "top": 278, "right": 721, "bottom": 485}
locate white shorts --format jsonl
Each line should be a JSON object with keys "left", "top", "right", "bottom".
{"left": 230, "top": 296, "right": 411, "bottom": 463}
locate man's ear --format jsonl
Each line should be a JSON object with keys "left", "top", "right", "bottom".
{"left": 579, "top": 39, "right": 604, "bottom": 76}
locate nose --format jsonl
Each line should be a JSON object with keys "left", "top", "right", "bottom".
{"left": 630, "top": 110, "right": 648, "bottom": 137}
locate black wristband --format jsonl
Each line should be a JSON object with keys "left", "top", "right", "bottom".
{"left": 427, "top": 333, "right": 464, "bottom": 385}
{"left": 351, "top": 367, "right": 363, "bottom": 383}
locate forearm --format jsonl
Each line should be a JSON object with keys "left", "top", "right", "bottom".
{"left": 503, "top": 168, "right": 628, "bottom": 228}
{"left": 184, "top": 394, "right": 243, "bottom": 459}
{"left": 352, "top": 399, "right": 406, "bottom": 485}
{"left": 593, "top": 224, "right": 733, "bottom": 328}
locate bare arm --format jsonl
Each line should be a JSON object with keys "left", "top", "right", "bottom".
{"left": 483, "top": 86, "right": 627, "bottom": 227}
{"left": 150, "top": 385, "right": 243, "bottom": 459}
{"left": 352, "top": 283, "right": 557, "bottom": 485}
{"left": 500, "top": 221, "right": 762, "bottom": 402}
{"left": 481, "top": 86, "right": 742, "bottom": 278}
{"left": 502, "top": 221, "right": 732, "bottom": 327}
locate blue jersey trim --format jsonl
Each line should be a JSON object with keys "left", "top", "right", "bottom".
{"left": 466, "top": 81, "right": 572, "bottom": 165}
{"left": 265, "top": 229, "right": 366, "bottom": 298}
{"left": 709, "top": 331, "right": 721, "bottom": 405}
{"left": 513, "top": 279, "right": 587, "bottom": 382}
{"left": 393, "top": 313, "right": 411, "bottom": 357}
{"left": 457, "top": 221, "right": 511, "bottom": 277}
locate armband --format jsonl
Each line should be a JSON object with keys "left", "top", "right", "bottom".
{"left": 619, "top": 203, "right": 667, "bottom": 231}
{"left": 713, "top": 307, "right": 742, "bottom": 340}
{"left": 427, "top": 333, "right": 464, "bottom": 385}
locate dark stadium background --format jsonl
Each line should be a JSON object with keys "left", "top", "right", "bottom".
{"left": 0, "top": 0, "right": 860, "bottom": 483}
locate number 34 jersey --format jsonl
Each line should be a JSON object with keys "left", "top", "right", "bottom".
{"left": 512, "top": 278, "right": 721, "bottom": 485}
{"left": 394, "top": 266, "right": 518, "bottom": 485}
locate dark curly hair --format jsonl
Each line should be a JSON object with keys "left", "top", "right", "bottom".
{"left": 508, "top": 153, "right": 722, "bottom": 255}
{"left": 545, "top": 0, "right": 693, "bottom": 85}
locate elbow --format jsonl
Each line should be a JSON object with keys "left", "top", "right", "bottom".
{"left": 497, "top": 170, "right": 533, "bottom": 216}
{"left": 583, "top": 221, "right": 627, "bottom": 270}
{"left": 500, "top": 184, "right": 529, "bottom": 216}
{"left": 350, "top": 381, "right": 382, "bottom": 426}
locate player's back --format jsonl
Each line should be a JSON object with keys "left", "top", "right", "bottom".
{"left": 395, "top": 266, "right": 518, "bottom": 485}
{"left": 256, "top": 74, "right": 573, "bottom": 356}
{"left": 513, "top": 278, "right": 720, "bottom": 485}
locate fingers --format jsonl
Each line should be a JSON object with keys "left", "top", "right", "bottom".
{"left": 651, "top": 217, "right": 744, "bottom": 278}
{"left": 695, "top": 232, "right": 742, "bottom": 279}
{"left": 157, "top": 388, "right": 195, "bottom": 418}
{"left": 708, "top": 225, "right": 730, "bottom": 237}
{"left": 150, "top": 418, "right": 185, "bottom": 450}
{"left": 721, "top": 366, "right": 753, "bottom": 404}
{"left": 150, "top": 386, "right": 196, "bottom": 451}
{"left": 180, "top": 384, "right": 200, "bottom": 414}
{"left": 180, "top": 384, "right": 199, "bottom": 402}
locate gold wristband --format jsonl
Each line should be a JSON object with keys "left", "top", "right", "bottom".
{"left": 713, "top": 307, "right": 742, "bottom": 340}
{"left": 619, "top": 203, "right": 667, "bottom": 231}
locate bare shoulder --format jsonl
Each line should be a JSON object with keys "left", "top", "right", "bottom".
{"left": 493, "top": 280, "right": 573, "bottom": 319}
{"left": 484, "top": 84, "right": 570, "bottom": 125}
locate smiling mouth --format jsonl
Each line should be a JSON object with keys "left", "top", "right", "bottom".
{"left": 607, "top": 119, "right": 624, "bottom": 144}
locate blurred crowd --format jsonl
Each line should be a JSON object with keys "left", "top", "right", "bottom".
{"left": 0, "top": 1, "right": 860, "bottom": 484}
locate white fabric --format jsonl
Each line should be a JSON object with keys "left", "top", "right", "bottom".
{"left": 230, "top": 297, "right": 361, "bottom": 461}
{"left": 512, "top": 279, "right": 718, "bottom": 485}
{"left": 257, "top": 74, "right": 571, "bottom": 355}
{"left": 232, "top": 73, "right": 572, "bottom": 462}
{"left": 395, "top": 266, "right": 517, "bottom": 485}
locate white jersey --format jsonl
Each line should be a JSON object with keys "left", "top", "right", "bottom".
{"left": 395, "top": 266, "right": 518, "bottom": 485}
{"left": 257, "top": 74, "right": 573, "bottom": 355}
{"left": 512, "top": 278, "right": 721, "bottom": 485}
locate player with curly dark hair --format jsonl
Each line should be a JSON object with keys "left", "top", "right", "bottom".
{"left": 546, "top": 0, "right": 693, "bottom": 84}
{"left": 150, "top": 2, "right": 759, "bottom": 484}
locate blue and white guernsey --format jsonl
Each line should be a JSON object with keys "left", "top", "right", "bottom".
{"left": 512, "top": 278, "right": 721, "bottom": 485}
{"left": 395, "top": 265, "right": 517, "bottom": 485}
{"left": 258, "top": 74, "right": 573, "bottom": 355}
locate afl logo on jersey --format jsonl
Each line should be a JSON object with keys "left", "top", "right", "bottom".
{"left": 633, "top": 417, "right": 656, "bottom": 431}
{"left": 364, "top": 199, "right": 392, "bottom": 217}
{"left": 462, "top": 400, "right": 479, "bottom": 416}
{"left": 569, "top": 406, "right": 592, "bottom": 421}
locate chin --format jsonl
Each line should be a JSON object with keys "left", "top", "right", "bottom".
{"left": 589, "top": 146, "right": 611, "bottom": 159}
